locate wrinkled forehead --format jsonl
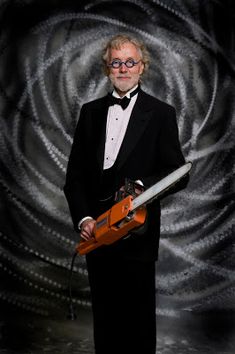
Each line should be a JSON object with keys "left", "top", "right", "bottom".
{"left": 108, "top": 42, "right": 142, "bottom": 60}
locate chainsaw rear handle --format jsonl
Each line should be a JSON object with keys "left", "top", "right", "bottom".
{"left": 76, "top": 195, "right": 147, "bottom": 255}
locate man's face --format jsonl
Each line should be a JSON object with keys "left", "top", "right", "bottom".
{"left": 107, "top": 42, "right": 144, "bottom": 96}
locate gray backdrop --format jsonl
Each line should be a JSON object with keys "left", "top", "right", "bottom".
{"left": 0, "top": 0, "right": 234, "bottom": 320}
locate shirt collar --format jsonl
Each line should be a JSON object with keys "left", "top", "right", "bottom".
{"left": 112, "top": 84, "right": 139, "bottom": 99}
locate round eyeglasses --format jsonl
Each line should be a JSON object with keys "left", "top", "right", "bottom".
{"left": 108, "top": 59, "right": 141, "bottom": 69}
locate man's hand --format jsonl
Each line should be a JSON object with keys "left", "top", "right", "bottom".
{"left": 115, "top": 181, "right": 144, "bottom": 201}
{"left": 134, "top": 183, "right": 144, "bottom": 196}
{"left": 80, "top": 219, "right": 96, "bottom": 241}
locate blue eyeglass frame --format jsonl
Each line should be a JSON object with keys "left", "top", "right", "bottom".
{"left": 108, "top": 59, "right": 141, "bottom": 68}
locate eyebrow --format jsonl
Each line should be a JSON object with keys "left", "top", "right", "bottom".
{"left": 110, "top": 57, "right": 137, "bottom": 61}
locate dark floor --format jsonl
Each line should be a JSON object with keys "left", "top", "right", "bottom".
{"left": 1, "top": 307, "right": 235, "bottom": 353}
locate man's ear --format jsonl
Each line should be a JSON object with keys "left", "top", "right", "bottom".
{"left": 139, "top": 62, "right": 145, "bottom": 75}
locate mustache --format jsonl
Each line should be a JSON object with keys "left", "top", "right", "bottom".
{"left": 116, "top": 75, "right": 131, "bottom": 78}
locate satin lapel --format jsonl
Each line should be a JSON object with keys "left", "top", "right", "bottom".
{"left": 96, "top": 96, "right": 109, "bottom": 171}
{"left": 116, "top": 90, "right": 153, "bottom": 169}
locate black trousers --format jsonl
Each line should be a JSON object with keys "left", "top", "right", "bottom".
{"left": 86, "top": 250, "right": 156, "bottom": 354}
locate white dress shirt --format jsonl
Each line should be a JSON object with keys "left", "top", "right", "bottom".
{"left": 103, "top": 85, "right": 138, "bottom": 169}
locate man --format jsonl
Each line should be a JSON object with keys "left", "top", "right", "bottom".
{"left": 64, "top": 34, "right": 189, "bottom": 354}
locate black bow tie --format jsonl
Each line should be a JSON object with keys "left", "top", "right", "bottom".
{"left": 108, "top": 86, "right": 140, "bottom": 110}
{"left": 108, "top": 95, "right": 130, "bottom": 110}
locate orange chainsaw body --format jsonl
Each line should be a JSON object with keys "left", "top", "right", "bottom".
{"left": 76, "top": 195, "right": 146, "bottom": 255}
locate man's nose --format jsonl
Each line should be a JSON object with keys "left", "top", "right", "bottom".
{"left": 119, "top": 63, "right": 128, "bottom": 72}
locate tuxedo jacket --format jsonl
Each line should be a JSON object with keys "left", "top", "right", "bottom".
{"left": 64, "top": 89, "right": 188, "bottom": 261}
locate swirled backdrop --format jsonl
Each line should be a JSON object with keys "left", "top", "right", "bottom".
{"left": 0, "top": 0, "right": 234, "bottom": 319}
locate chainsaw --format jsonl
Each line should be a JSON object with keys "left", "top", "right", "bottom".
{"left": 77, "top": 162, "right": 192, "bottom": 255}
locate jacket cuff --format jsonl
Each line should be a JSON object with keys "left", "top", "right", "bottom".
{"left": 78, "top": 216, "right": 94, "bottom": 230}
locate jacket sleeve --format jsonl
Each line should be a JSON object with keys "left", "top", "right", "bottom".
{"left": 64, "top": 104, "right": 95, "bottom": 231}
{"left": 141, "top": 106, "right": 189, "bottom": 196}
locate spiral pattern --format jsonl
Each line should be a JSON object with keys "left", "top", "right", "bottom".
{"left": 0, "top": 0, "right": 234, "bottom": 316}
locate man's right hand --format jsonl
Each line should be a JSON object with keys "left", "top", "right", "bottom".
{"left": 80, "top": 219, "right": 96, "bottom": 241}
